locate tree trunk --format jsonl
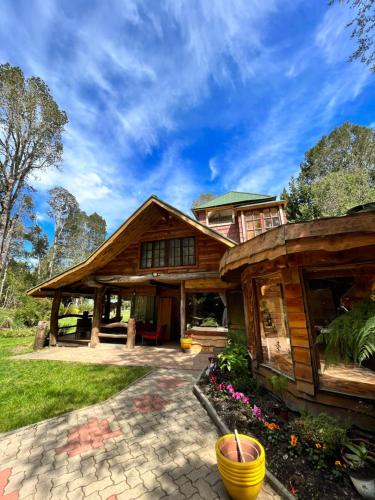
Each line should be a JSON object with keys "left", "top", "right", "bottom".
{"left": 0, "top": 263, "right": 8, "bottom": 303}
{"left": 90, "top": 287, "right": 104, "bottom": 347}
{"left": 34, "top": 321, "right": 48, "bottom": 350}
{"left": 50, "top": 289, "right": 62, "bottom": 347}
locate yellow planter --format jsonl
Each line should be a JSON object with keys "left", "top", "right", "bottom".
{"left": 180, "top": 337, "right": 192, "bottom": 350}
{"left": 216, "top": 434, "right": 265, "bottom": 500}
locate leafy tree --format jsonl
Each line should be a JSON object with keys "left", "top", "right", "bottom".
{"left": 86, "top": 212, "right": 106, "bottom": 254}
{"left": 191, "top": 192, "right": 216, "bottom": 211}
{"left": 47, "top": 186, "right": 79, "bottom": 276}
{"left": 282, "top": 122, "right": 375, "bottom": 221}
{"left": 0, "top": 64, "right": 67, "bottom": 271}
{"left": 330, "top": 0, "right": 375, "bottom": 72}
{"left": 25, "top": 223, "right": 49, "bottom": 280}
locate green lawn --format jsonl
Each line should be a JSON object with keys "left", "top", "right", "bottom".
{"left": 0, "top": 337, "right": 150, "bottom": 433}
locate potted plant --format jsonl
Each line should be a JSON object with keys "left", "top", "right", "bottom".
{"left": 342, "top": 439, "right": 375, "bottom": 499}
{"left": 180, "top": 335, "right": 192, "bottom": 352}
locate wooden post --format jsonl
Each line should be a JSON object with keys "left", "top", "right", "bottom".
{"left": 116, "top": 295, "right": 122, "bottom": 319}
{"left": 34, "top": 320, "right": 48, "bottom": 350}
{"left": 50, "top": 289, "right": 62, "bottom": 347}
{"left": 104, "top": 292, "right": 111, "bottom": 322}
{"left": 90, "top": 287, "right": 104, "bottom": 347}
{"left": 180, "top": 281, "right": 186, "bottom": 338}
{"left": 126, "top": 318, "right": 136, "bottom": 349}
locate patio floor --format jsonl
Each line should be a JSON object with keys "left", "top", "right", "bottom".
{"left": 14, "top": 343, "right": 211, "bottom": 372}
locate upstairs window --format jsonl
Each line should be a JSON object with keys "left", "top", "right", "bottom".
{"left": 245, "top": 207, "right": 281, "bottom": 239}
{"left": 141, "top": 237, "right": 195, "bottom": 268}
{"left": 208, "top": 209, "right": 234, "bottom": 225}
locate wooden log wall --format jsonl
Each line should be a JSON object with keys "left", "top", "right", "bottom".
{"left": 281, "top": 267, "right": 316, "bottom": 396}
{"left": 96, "top": 216, "right": 229, "bottom": 276}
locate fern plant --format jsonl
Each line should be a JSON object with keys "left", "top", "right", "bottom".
{"left": 316, "top": 299, "right": 375, "bottom": 367}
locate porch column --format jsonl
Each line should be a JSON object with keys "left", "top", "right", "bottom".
{"left": 90, "top": 287, "right": 104, "bottom": 347}
{"left": 180, "top": 281, "right": 186, "bottom": 338}
{"left": 50, "top": 289, "right": 62, "bottom": 347}
{"left": 104, "top": 292, "right": 111, "bottom": 322}
{"left": 116, "top": 295, "right": 122, "bottom": 319}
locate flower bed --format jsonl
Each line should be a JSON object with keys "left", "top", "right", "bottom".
{"left": 200, "top": 369, "right": 363, "bottom": 499}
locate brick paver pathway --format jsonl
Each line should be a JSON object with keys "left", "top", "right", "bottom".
{"left": 0, "top": 369, "right": 280, "bottom": 500}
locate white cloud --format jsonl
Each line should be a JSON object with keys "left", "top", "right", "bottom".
{"left": 209, "top": 158, "right": 219, "bottom": 181}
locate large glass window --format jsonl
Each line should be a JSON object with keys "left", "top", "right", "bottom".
{"left": 208, "top": 209, "right": 233, "bottom": 225}
{"left": 255, "top": 276, "right": 293, "bottom": 377}
{"left": 305, "top": 269, "right": 375, "bottom": 398}
{"left": 187, "top": 292, "right": 228, "bottom": 331}
{"left": 140, "top": 237, "right": 195, "bottom": 268}
{"left": 245, "top": 207, "right": 281, "bottom": 239}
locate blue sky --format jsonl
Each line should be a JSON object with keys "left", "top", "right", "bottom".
{"left": 1, "top": 0, "right": 374, "bottom": 233}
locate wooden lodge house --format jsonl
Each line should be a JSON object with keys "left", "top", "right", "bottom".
{"left": 28, "top": 193, "right": 375, "bottom": 426}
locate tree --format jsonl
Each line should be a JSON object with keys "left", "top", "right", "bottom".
{"left": 0, "top": 64, "right": 67, "bottom": 271}
{"left": 25, "top": 223, "right": 49, "bottom": 280}
{"left": 282, "top": 122, "right": 375, "bottom": 221}
{"left": 330, "top": 0, "right": 375, "bottom": 72}
{"left": 48, "top": 187, "right": 79, "bottom": 277}
{"left": 191, "top": 192, "right": 216, "bottom": 209}
{"left": 86, "top": 212, "right": 106, "bottom": 254}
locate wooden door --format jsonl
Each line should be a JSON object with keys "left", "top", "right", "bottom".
{"left": 157, "top": 297, "right": 172, "bottom": 340}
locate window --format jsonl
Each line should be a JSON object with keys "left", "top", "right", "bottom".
{"left": 187, "top": 292, "right": 228, "bottom": 330}
{"left": 208, "top": 209, "right": 233, "bottom": 225}
{"left": 141, "top": 237, "right": 195, "bottom": 268}
{"left": 245, "top": 211, "right": 262, "bottom": 239}
{"left": 263, "top": 208, "right": 280, "bottom": 229}
{"left": 255, "top": 276, "right": 293, "bottom": 377}
{"left": 245, "top": 207, "right": 281, "bottom": 239}
{"left": 305, "top": 269, "right": 375, "bottom": 398}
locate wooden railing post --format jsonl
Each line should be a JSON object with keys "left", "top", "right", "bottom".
{"left": 180, "top": 281, "right": 186, "bottom": 338}
{"left": 116, "top": 295, "right": 122, "bottom": 319}
{"left": 90, "top": 287, "right": 104, "bottom": 347}
{"left": 50, "top": 289, "right": 62, "bottom": 347}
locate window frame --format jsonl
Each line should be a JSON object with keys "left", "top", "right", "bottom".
{"left": 253, "top": 273, "right": 295, "bottom": 380}
{"left": 140, "top": 237, "right": 196, "bottom": 269}
{"left": 244, "top": 207, "right": 281, "bottom": 240}
{"left": 207, "top": 209, "right": 235, "bottom": 227}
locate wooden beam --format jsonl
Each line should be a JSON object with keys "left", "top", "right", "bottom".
{"left": 180, "top": 281, "right": 186, "bottom": 339}
{"left": 50, "top": 289, "right": 62, "bottom": 347}
{"left": 90, "top": 287, "right": 104, "bottom": 347}
{"left": 95, "top": 271, "right": 220, "bottom": 284}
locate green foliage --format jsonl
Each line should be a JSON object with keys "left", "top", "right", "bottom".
{"left": 316, "top": 300, "right": 375, "bottom": 366}
{"left": 201, "top": 317, "right": 219, "bottom": 327}
{"left": 282, "top": 122, "right": 375, "bottom": 221}
{"left": 291, "top": 412, "right": 349, "bottom": 455}
{"left": 217, "top": 343, "right": 248, "bottom": 375}
{"left": 0, "top": 328, "right": 35, "bottom": 338}
{"left": 344, "top": 441, "right": 375, "bottom": 470}
{"left": 226, "top": 328, "right": 248, "bottom": 347}
{"left": 267, "top": 374, "right": 288, "bottom": 399}
{"left": 14, "top": 296, "right": 51, "bottom": 327}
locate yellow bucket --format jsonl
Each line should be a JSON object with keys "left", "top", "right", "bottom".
{"left": 180, "top": 338, "right": 192, "bottom": 350}
{"left": 216, "top": 434, "right": 266, "bottom": 500}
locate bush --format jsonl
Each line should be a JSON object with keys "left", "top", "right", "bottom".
{"left": 201, "top": 317, "right": 218, "bottom": 327}
{"left": 0, "top": 328, "right": 35, "bottom": 338}
{"left": 0, "top": 317, "right": 13, "bottom": 329}
{"left": 14, "top": 297, "right": 51, "bottom": 327}
{"left": 291, "top": 412, "right": 349, "bottom": 455}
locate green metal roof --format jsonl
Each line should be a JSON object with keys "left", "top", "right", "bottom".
{"left": 193, "top": 191, "right": 276, "bottom": 209}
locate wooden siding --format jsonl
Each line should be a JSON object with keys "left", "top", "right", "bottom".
{"left": 208, "top": 222, "right": 240, "bottom": 242}
{"left": 96, "top": 215, "right": 229, "bottom": 276}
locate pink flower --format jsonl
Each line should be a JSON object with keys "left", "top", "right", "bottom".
{"left": 242, "top": 396, "right": 249, "bottom": 404}
{"left": 252, "top": 405, "right": 262, "bottom": 420}
{"left": 226, "top": 384, "right": 234, "bottom": 394}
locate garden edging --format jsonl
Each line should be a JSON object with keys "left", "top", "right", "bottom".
{"left": 193, "top": 369, "right": 295, "bottom": 500}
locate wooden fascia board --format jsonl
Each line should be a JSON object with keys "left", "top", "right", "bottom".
{"left": 219, "top": 212, "right": 375, "bottom": 278}
{"left": 234, "top": 200, "right": 287, "bottom": 211}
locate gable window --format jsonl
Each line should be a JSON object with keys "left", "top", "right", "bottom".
{"left": 207, "top": 209, "right": 233, "bottom": 226}
{"left": 245, "top": 207, "right": 281, "bottom": 239}
{"left": 141, "top": 237, "right": 195, "bottom": 268}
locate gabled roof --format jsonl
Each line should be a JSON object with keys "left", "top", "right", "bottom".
{"left": 193, "top": 191, "right": 276, "bottom": 210}
{"left": 28, "top": 195, "right": 236, "bottom": 297}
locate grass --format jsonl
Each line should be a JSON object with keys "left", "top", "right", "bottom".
{"left": 0, "top": 336, "right": 151, "bottom": 433}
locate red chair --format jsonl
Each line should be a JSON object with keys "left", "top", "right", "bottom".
{"left": 141, "top": 325, "right": 166, "bottom": 346}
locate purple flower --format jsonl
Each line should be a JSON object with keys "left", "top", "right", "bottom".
{"left": 252, "top": 405, "right": 262, "bottom": 420}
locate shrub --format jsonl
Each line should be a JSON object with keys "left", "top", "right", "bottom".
{"left": 14, "top": 297, "right": 51, "bottom": 327}
{"left": 201, "top": 317, "right": 218, "bottom": 327}
{"left": 291, "top": 412, "right": 349, "bottom": 455}
{"left": 0, "top": 328, "right": 35, "bottom": 338}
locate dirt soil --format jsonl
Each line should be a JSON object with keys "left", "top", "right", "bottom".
{"left": 199, "top": 377, "right": 362, "bottom": 500}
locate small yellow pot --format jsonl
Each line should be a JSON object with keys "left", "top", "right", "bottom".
{"left": 180, "top": 337, "right": 192, "bottom": 351}
{"left": 216, "top": 434, "right": 265, "bottom": 500}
